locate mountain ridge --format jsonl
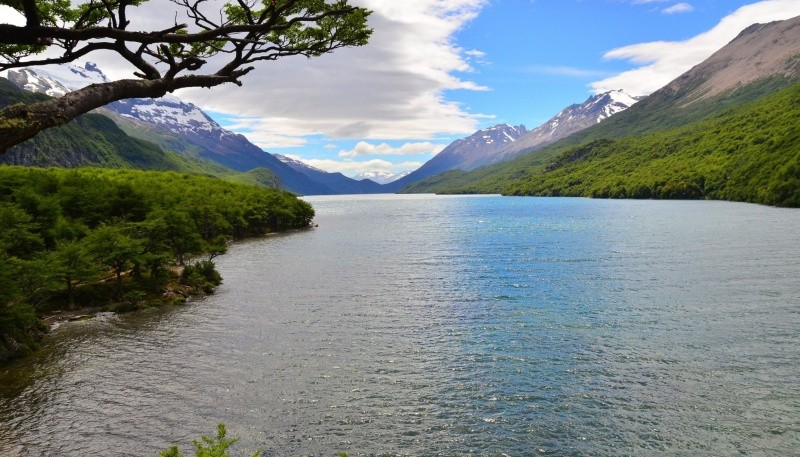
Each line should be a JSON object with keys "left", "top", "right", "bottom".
{"left": 388, "top": 89, "right": 640, "bottom": 192}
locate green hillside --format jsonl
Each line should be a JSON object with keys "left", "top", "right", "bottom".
{"left": 405, "top": 80, "right": 800, "bottom": 207}
{"left": 223, "top": 167, "right": 284, "bottom": 188}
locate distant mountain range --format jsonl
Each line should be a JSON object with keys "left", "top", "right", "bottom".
{"left": 5, "top": 60, "right": 649, "bottom": 195}
{"left": 382, "top": 124, "right": 528, "bottom": 192}
{"left": 491, "top": 90, "right": 643, "bottom": 164}
{"left": 5, "top": 64, "right": 382, "bottom": 195}
{"left": 275, "top": 154, "right": 384, "bottom": 194}
{"left": 383, "top": 90, "right": 640, "bottom": 192}
{"left": 402, "top": 15, "right": 800, "bottom": 207}
{"left": 353, "top": 170, "right": 412, "bottom": 185}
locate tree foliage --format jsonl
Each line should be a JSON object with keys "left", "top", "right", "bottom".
{"left": 0, "top": 0, "right": 372, "bottom": 150}
{"left": 160, "top": 423, "right": 262, "bottom": 457}
{"left": 0, "top": 166, "right": 315, "bottom": 362}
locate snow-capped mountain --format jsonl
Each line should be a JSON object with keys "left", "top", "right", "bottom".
{"left": 7, "top": 63, "right": 226, "bottom": 138}
{"left": 5, "top": 62, "right": 387, "bottom": 195}
{"left": 492, "top": 90, "right": 643, "bottom": 164}
{"left": 275, "top": 154, "right": 328, "bottom": 174}
{"left": 382, "top": 124, "right": 528, "bottom": 192}
{"left": 106, "top": 95, "right": 227, "bottom": 137}
{"left": 385, "top": 91, "right": 640, "bottom": 192}
{"left": 276, "top": 154, "right": 384, "bottom": 194}
{"left": 353, "top": 170, "right": 412, "bottom": 185}
{"left": 6, "top": 62, "right": 108, "bottom": 97}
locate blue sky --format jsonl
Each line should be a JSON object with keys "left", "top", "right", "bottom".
{"left": 196, "top": 0, "right": 798, "bottom": 178}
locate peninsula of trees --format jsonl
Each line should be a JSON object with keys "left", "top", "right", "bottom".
{"left": 0, "top": 166, "right": 315, "bottom": 362}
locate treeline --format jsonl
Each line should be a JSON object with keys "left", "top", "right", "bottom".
{"left": 0, "top": 166, "right": 314, "bottom": 362}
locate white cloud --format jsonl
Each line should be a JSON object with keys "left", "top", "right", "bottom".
{"left": 662, "top": 3, "right": 694, "bottom": 14}
{"left": 592, "top": 0, "right": 800, "bottom": 95}
{"left": 338, "top": 141, "right": 446, "bottom": 158}
{"left": 171, "top": 0, "right": 491, "bottom": 143}
{"left": 0, "top": 6, "right": 24, "bottom": 25}
{"left": 284, "top": 155, "right": 424, "bottom": 176}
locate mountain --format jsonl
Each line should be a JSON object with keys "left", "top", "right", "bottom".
{"left": 0, "top": 77, "right": 226, "bottom": 174}
{"left": 403, "top": 16, "right": 800, "bottom": 206}
{"left": 6, "top": 62, "right": 107, "bottom": 97}
{"left": 6, "top": 63, "right": 378, "bottom": 195}
{"left": 352, "top": 170, "right": 412, "bottom": 185}
{"left": 488, "top": 90, "right": 642, "bottom": 165}
{"left": 386, "top": 89, "right": 640, "bottom": 193}
{"left": 276, "top": 155, "right": 384, "bottom": 194}
{"left": 382, "top": 124, "right": 528, "bottom": 192}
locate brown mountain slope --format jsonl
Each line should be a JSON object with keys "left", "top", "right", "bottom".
{"left": 667, "top": 15, "right": 800, "bottom": 104}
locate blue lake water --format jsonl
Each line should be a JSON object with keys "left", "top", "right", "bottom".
{"left": 1, "top": 194, "right": 799, "bottom": 456}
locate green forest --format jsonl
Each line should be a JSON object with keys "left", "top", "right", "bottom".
{"left": 405, "top": 81, "right": 800, "bottom": 207}
{"left": 0, "top": 166, "right": 314, "bottom": 362}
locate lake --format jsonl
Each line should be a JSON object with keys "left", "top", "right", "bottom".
{"left": 1, "top": 194, "right": 798, "bottom": 456}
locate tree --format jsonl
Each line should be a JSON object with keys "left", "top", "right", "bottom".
{"left": 52, "top": 239, "right": 101, "bottom": 308}
{"left": 0, "top": 0, "right": 372, "bottom": 151}
{"left": 85, "top": 224, "right": 142, "bottom": 297}
{"left": 160, "top": 423, "right": 262, "bottom": 457}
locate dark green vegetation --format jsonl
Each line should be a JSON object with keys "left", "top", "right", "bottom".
{"left": 0, "top": 166, "right": 314, "bottom": 363}
{"left": 405, "top": 79, "right": 800, "bottom": 207}
{"left": 160, "top": 423, "right": 262, "bottom": 457}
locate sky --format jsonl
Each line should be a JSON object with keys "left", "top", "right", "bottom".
{"left": 4, "top": 0, "right": 800, "bottom": 177}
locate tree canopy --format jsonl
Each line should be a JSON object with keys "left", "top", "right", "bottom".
{"left": 0, "top": 0, "right": 372, "bottom": 151}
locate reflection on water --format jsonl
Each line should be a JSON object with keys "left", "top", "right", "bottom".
{"left": 1, "top": 195, "right": 799, "bottom": 456}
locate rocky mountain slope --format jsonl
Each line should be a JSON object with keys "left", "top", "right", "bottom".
{"left": 490, "top": 90, "right": 642, "bottom": 165}
{"left": 664, "top": 16, "right": 800, "bottom": 103}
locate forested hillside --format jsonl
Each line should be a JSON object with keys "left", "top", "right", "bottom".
{"left": 0, "top": 167, "right": 314, "bottom": 362}
{"left": 407, "top": 81, "right": 800, "bottom": 207}
{"left": 502, "top": 82, "right": 800, "bottom": 206}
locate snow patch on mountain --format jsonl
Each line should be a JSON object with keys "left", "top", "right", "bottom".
{"left": 353, "top": 170, "right": 412, "bottom": 184}
{"left": 108, "top": 97, "right": 222, "bottom": 134}
{"left": 7, "top": 62, "right": 108, "bottom": 97}
{"left": 6, "top": 69, "right": 71, "bottom": 97}
{"left": 275, "top": 154, "right": 328, "bottom": 174}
